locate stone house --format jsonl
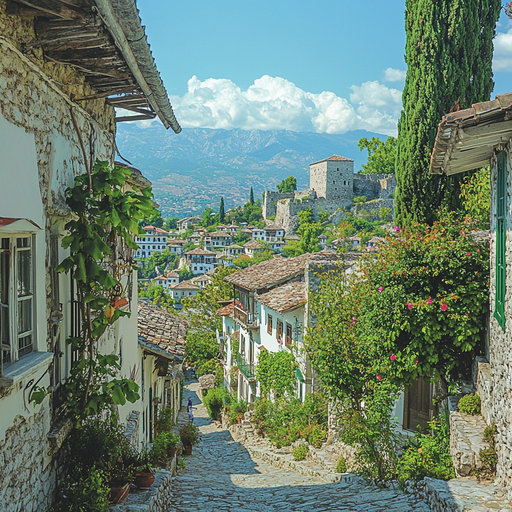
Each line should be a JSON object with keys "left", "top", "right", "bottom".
{"left": 222, "top": 252, "right": 339, "bottom": 404}
{"left": 0, "top": 1, "right": 180, "bottom": 510}
{"left": 208, "top": 230, "right": 233, "bottom": 248}
{"left": 137, "top": 302, "right": 187, "bottom": 436}
{"left": 244, "top": 239, "right": 266, "bottom": 257}
{"left": 430, "top": 92, "right": 512, "bottom": 497}
{"left": 169, "top": 280, "right": 200, "bottom": 309}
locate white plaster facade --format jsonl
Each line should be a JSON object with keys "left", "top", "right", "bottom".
{"left": 135, "top": 226, "right": 169, "bottom": 259}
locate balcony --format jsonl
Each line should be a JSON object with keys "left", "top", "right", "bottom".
{"left": 235, "top": 352, "right": 255, "bottom": 380}
{"left": 233, "top": 306, "right": 259, "bottom": 329}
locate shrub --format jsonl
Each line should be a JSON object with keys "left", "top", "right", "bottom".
{"left": 292, "top": 444, "right": 309, "bottom": 461}
{"left": 151, "top": 431, "right": 180, "bottom": 462}
{"left": 353, "top": 196, "right": 367, "bottom": 204}
{"left": 155, "top": 408, "right": 175, "bottom": 433}
{"left": 336, "top": 456, "right": 348, "bottom": 473}
{"left": 458, "top": 394, "right": 481, "bottom": 415}
{"left": 476, "top": 423, "right": 498, "bottom": 480}
{"left": 226, "top": 399, "right": 248, "bottom": 425}
{"left": 204, "top": 387, "right": 229, "bottom": 420}
{"left": 397, "top": 415, "right": 456, "bottom": 487}
{"left": 180, "top": 423, "right": 199, "bottom": 446}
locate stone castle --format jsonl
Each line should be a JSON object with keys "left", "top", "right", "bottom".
{"left": 263, "top": 155, "right": 396, "bottom": 233}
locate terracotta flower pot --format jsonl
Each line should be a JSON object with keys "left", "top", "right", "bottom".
{"left": 184, "top": 444, "right": 193, "bottom": 455}
{"left": 109, "top": 482, "right": 130, "bottom": 504}
{"left": 133, "top": 471, "right": 155, "bottom": 489}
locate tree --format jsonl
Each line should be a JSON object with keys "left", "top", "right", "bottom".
{"left": 283, "top": 208, "right": 324, "bottom": 257}
{"left": 139, "top": 283, "right": 175, "bottom": 312}
{"left": 164, "top": 217, "right": 179, "bottom": 230}
{"left": 249, "top": 187, "right": 255, "bottom": 205}
{"left": 142, "top": 209, "right": 164, "bottom": 228}
{"left": 358, "top": 136, "right": 397, "bottom": 174}
{"left": 201, "top": 207, "right": 215, "bottom": 228}
{"left": 219, "top": 196, "right": 225, "bottom": 223}
{"left": 277, "top": 176, "right": 297, "bottom": 194}
{"left": 460, "top": 167, "right": 490, "bottom": 230}
{"left": 179, "top": 267, "right": 194, "bottom": 281}
{"left": 395, "top": 0, "right": 500, "bottom": 226}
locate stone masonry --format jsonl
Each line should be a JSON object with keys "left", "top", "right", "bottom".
{"left": 263, "top": 155, "right": 396, "bottom": 233}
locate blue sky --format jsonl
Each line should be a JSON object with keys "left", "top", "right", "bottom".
{"left": 138, "top": 0, "right": 512, "bottom": 137}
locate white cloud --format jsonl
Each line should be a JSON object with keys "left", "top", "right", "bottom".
{"left": 383, "top": 68, "right": 406, "bottom": 82}
{"left": 168, "top": 75, "right": 402, "bottom": 136}
{"left": 493, "top": 29, "right": 512, "bottom": 71}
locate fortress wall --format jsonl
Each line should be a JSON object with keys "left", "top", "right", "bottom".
{"left": 263, "top": 191, "right": 295, "bottom": 219}
{"left": 353, "top": 174, "right": 396, "bottom": 200}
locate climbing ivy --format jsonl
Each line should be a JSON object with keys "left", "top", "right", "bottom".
{"left": 256, "top": 349, "right": 297, "bottom": 398}
{"left": 32, "top": 161, "right": 155, "bottom": 422}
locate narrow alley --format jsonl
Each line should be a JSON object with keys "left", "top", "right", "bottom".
{"left": 170, "top": 380, "right": 430, "bottom": 512}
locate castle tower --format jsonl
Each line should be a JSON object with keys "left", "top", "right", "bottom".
{"left": 309, "top": 154, "right": 354, "bottom": 204}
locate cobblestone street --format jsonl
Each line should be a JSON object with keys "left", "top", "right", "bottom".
{"left": 170, "top": 381, "right": 430, "bottom": 512}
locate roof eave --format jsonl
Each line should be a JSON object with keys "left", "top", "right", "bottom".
{"left": 138, "top": 337, "right": 183, "bottom": 362}
{"left": 93, "top": 0, "right": 181, "bottom": 133}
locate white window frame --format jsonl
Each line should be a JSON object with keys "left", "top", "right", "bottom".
{"left": 1, "top": 231, "right": 37, "bottom": 373}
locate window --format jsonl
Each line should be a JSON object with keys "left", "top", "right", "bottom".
{"left": 267, "top": 314, "right": 273, "bottom": 335}
{"left": 495, "top": 151, "right": 507, "bottom": 330}
{"left": 285, "top": 323, "right": 293, "bottom": 347}
{"left": 276, "top": 320, "right": 283, "bottom": 343}
{"left": 1, "top": 235, "right": 34, "bottom": 367}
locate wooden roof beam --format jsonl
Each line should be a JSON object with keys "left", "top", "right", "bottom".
{"left": 10, "top": 0, "right": 90, "bottom": 21}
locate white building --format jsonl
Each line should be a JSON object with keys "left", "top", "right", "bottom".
{"left": 135, "top": 225, "right": 170, "bottom": 259}
{"left": 0, "top": 2, "right": 181, "bottom": 510}
{"left": 185, "top": 248, "right": 217, "bottom": 275}
{"left": 169, "top": 280, "right": 200, "bottom": 308}
{"left": 208, "top": 231, "right": 233, "bottom": 248}
{"left": 244, "top": 240, "right": 266, "bottom": 257}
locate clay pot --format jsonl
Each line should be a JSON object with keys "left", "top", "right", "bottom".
{"left": 184, "top": 444, "right": 193, "bottom": 455}
{"left": 133, "top": 471, "right": 155, "bottom": 489}
{"left": 109, "top": 482, "right": 130, "bottom": 504}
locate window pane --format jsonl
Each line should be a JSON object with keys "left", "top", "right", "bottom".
{"left": 17, "top": 248, "right": 32, "bottom": 297}
{"left": 1, "top": 305, "right": 10, "bottom": 364}
{"left": 18, "top": 298, "right": 32, "bottom": 334}
{"left": 1, "top": 238, "right": 9, "bottom": 250}
{"left": 18, "top": 334, "right": 32, "bottom": 357}
{"left": 17, "top": 237, "right": 29, "bottom": 248}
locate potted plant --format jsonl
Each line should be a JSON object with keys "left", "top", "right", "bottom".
{"left": 179, "top": 423, "right": 199, "bottom": 455}
{"left": 133, "top": 448, "right": 156, "bottom": 489}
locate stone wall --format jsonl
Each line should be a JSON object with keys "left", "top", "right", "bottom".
{"left": 351, "top": 198, "right": 395, "bottom": 220}
{"left": 0, "top": 402, "right": 57, "bottom": 512}
{"left": 353, "top": 173, "right": 396, "bottom": 200}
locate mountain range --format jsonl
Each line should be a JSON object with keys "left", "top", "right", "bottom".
{"left": 116, "top": 124, "right": 381, "bottom": 217}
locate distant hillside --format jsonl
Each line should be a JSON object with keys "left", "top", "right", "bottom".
{"left": 116, "top": 125, "right": 381, "bottom": 217}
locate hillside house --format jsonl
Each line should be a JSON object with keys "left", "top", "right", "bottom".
{"left": 135, "top": 225, "right": 170, "bottom": 259}
{"left": 0, "top": 0, "right": 180, "bottom": 509}
{"left": 263, "top": 224, "right": 285, "bottom": 242}
{"left": 167, "top": 242, "right": 185, "bottom": 257}
{"left": 208, "top": 230, "right": 233, "bottom": 248}
{"left": 170, "top": 280, "right": 200, "bottom": 309}
{"left": 177, "top": 216, "right": 199, "bottom": 232}
{"left": 185, "top": 247, "right": 217, "bottom": 275}
{"left": 224, "top": 244, "right": 244, "bottom": 257}
{"left": 223, "top": 252, "right": 339, "bottom": 403}
{"left": 192, "top": 274, "right": 212, "bottom": 289}
{"left": 244, "top": 239, "right": 266, "bottom": 257}
{"left": 226, "top": 224, "right": 240, "bottom": 233}
{"left": 137, "top": 302, "right": 187, "bottom": 434}
{"left": 430, "top": 92, "right": 512, "bottom": 498}
{"left": 165, "top": 270, "right": 180, "bottom": 288}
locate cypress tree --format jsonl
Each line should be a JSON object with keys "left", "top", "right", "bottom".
{"left": 395, "top": 0, "right": 500, "bottom": 226}
{"left": 249, "top": 187, "right": 255, "bottom": 205}
{"left": 219, "top": 196, "right": 225, "bottom": 223}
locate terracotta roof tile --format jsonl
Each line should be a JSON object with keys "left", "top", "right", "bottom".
{"left": 244, "top": 240, "right": 265, "bottom": 249}
{"left": 257, "top": 282, "right": 307, "bottom": 313}
{"left": 185, "top": 248, "right": 217, "bottom": 256}
{"left": 172, "top": 279, "right": 200, "bottom": 291}
{"left": 138, "top": 301, "right": 187, "bottom": 358}
{"left": 225, "top": 251, "right": 339, "bottom": 292}
{"left": 310, "top": 154, "right": 354, "bottom": 165}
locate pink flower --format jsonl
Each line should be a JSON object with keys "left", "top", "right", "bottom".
{"left": 378, "top": 286, "right": 383, "bottom": 292}
{"left": 406, "top": 302, "right": 413, "bottom": 310}
{"left": 441, "top": 304, "right": 448, "bottom": 312}
{"left": 352, "top": 317, "right": 356, "bottom": 325}
{"left": 376, "top": 375, "right": 382, "bottom": 380}
{"left": 414, "top": 360, "right": 418, "bottom": 364}
{"left": 390, "top": 354, "right": 397, "bottom": 361}
{"left": 394, "top": 226, "right": 399, "bottom": 231}
{"left": 426, "top": 297, "right": 432, "bottom": 305}
{"left": 466, "top": 252, "right": 470, "bottom": 256}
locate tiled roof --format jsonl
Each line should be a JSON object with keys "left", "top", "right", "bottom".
{"left": 245, "top": 240, "right": 264, "bottom": 249}
{"left": 257, "top": 281, "right": 307, "bottom": 314}
{"left": 209, "top": 231, "right": 232, "bottom": 237}
{"left": 193, "top": 275, "right": 211, "bottom": 283}
{"left": 264, "top": 223, "right": 282, "bottom": 230}
{"left": 226, "top": 244, "right": 244, "bottom": 249}
{"left": 137, "top": 301, "right": 187, "bottom": 358}
{"left": 173, "top": 279, "right": 200, "bottom": 291}
{"left": 310, "top": 154, "right": 354, "bottom": 165}
{"left": 165, "top": 270, "right": 180, "bottom": 278}
{"left": 185, "top": 248, "right": 217, "bottom": 256}
{"left": 225, "top": 251, "right": 339, "bottom": 292}
{"left": 216, "top": 300, "right": 235, "bottom": 317}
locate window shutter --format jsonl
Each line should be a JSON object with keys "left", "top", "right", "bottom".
{"left": 495, "top": 151, "right": 507, "bottom": 330}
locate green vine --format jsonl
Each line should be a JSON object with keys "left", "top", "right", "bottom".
{"left": 256, "top": 348, "right": 297, "bottom": 398}
{"left": 32, "top": 161, "right": 155, "bottom": 422}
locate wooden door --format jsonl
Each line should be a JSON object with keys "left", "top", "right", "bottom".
{"left": 403, "top": 377, "right": 434, "bottom": 432}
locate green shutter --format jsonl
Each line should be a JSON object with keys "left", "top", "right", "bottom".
{"left": 494, "top": 151, "right": 507, "bottom": 331}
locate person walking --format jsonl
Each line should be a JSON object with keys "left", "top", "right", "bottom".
{"left": 187, "top": 409, "right": 194, "bottom": 423}
{"left": 187, "top": 397, "right": 193, "bottom": 412}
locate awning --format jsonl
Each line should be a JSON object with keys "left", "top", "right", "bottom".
{"left": 295, "top": 368, "right": 305, "bottom": 383}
